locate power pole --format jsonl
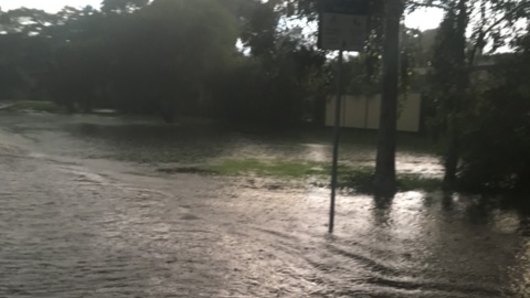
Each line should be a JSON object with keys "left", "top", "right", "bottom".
{"left": 374, "top": 0, "right": 403, "bottom": 197}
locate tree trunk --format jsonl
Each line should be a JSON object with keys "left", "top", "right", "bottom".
{"left": 443, "top": 118, "right": 459, "bottom": 187}
{"left": 443, "top": 0, "right": 469, "bottom": 188}
{"left": 374, "top": 0, "right": 403, "bottom": 197}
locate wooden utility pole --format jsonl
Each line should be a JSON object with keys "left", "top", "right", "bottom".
{"left": 374, "top": 0, "right": 403, "bottom": 197}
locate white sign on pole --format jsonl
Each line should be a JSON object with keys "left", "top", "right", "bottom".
{"left": 318, "top": 13, "right": 367, "bottom": 51}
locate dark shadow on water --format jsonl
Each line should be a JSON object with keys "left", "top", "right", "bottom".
{"left": 441, "top": 191, "right": 454, "bottom": 211}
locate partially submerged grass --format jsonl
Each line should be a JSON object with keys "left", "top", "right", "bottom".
{"left": 340, "top": 170, "right": 442, "bottom": 193}
{"left": 208, "top": 159, "right": 327, "bottom": 178}
{"left": 160, "top": 159, "right": 443, "bottom": 193}
{"left": 5, "top": 100, "right": 64, "bottom": 113}
{"left": 397, "top": 174, "right": 441, "bottom": 192}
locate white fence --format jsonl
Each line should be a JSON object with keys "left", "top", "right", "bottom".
{"left": 325, "top": 93, "right": 422, "bottom": 132}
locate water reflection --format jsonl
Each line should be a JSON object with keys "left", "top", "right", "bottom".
{"left": 315, "top": 190, "right": 530, "bottom": 297}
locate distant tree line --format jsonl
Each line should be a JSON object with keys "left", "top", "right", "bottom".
{"left": 0, "top": 0, "right": 328, "bottom": 126}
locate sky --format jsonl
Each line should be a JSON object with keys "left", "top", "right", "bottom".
{"left": 0, "top": 0, "right": 445, "bottom": 31}
{"left": 0, "top": 0, "right": 102, "bottom": 12}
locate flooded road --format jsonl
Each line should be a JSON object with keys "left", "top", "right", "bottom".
{"left": 0, "top": 113, "right": 528, "bottom": 297}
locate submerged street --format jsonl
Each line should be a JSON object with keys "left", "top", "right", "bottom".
{"left": 0, "top": 113, "right": 528, "bottom": 297}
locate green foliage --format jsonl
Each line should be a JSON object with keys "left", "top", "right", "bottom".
{"left": 103, "top": 0, "right": 239, "bottom": 120}
{"left": 397, "top": 175, "right": 441, "bottom": 192}
{"left": 0, "top": 8, "right": 57, "bottom": 35}
{"left": 458, "top": 35, "right": 530, "bottom": 192}
{"left": 342, "top": 170, "right": 441, "bottom": 193}
{"left": 0, "top": 0, "right": 330, "bottom": 126}
{"left": 422, "top": 0, "right": 530, "bottom": 189}
{"left": 201, "top": 158, "right": 442, "bottom": 193}
{"left": 239, "top": 0, "right": 279, "bottom": 57}
{"left": 0, "top": 0, "right": 333, "bottom": 126}
{"left": 212, "top": 0, "right": 328, "bottom": 127}
{"left": 101, "top": 0, "right": 149, "bottom": 13}
{"left": 0, "top": 8, "right": 57, "bottom": 99}
{"left": 425, "top": 2, "right": 470, "bottom": 148}
{"left": 209, "top": 159, "right": 325, "bottom": 178}
{"left": 213, "top": 46, "right": 327, "bottom": 126}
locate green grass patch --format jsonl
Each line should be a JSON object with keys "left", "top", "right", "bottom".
{"left": 208, "top": 159, "right": 327, "bottom": 178}
{"left": 398, "top": 174, "right": 442, "bottom": 192}
{"left": 6, "top": 100, "right": 64, "bottom": 113}
{"left": 203, "top": 159, "right": 442, "bottom": 193}
{"left": 340, "top": 171, "right": 442, "bottom": 193}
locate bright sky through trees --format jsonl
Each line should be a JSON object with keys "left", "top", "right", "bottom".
{"left": 1, "top": 0, "right": 444, "bottom": 30}
{"left": 1, "top": 0, "right": 102, "bottom": 12}
{"left": 405, "top": 7, "right": 444, "bottom": 30}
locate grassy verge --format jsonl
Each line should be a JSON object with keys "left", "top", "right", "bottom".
{"left": 208, "top": 159, "right": 327, "bottom": 178}
{"left": 4, "top": 100, "right": 64, "bottom": 113}
{"left": 340, "top": 168, "right": 441, "bottom": 193}
{"left": 159, "top": 159, "right": 442, "bottom": 193}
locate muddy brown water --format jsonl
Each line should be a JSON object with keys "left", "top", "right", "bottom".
{"left": 0, "top": 113, "right": 528, "bottom": 297}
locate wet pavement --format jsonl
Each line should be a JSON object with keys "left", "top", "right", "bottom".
{"left": 0, "top": 113, "right": 528, "bottom": 297}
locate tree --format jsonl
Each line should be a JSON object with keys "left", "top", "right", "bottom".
{"left": 101, "top": 0, "right": 149, "bottom": 14}
{"left": 31, "top": 6, "right": 111, "bottom": 112}
{"left": 105, "top": 0, "right": 239, "bottom": 121}
{"left": 458, "top": 32, "right": 530, "bottom": 191}
{"left": 0, "top": 8, "right": 58, "bottom": 99}
{"left": 373, "top": 0, "right": 405, "bottom": 197}
{"left": 213, "top": 0, "right": 327, "bottom": 127}
{"left": 419, "top": 0, "right": 530, "bottom": 187}
{"left": 429, "top": 0, "right": 470, "bottom": 187}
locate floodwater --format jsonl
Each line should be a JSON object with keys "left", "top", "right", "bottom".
{"left": 0, "top": 113, "right": 528, "bottom": 298}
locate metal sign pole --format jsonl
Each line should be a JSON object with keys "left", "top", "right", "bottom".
{"left": 329, "top": 46, "right": 344, "bottom": 234}
{"left": 319, "top": 0, "right": 371, "bottom": 234}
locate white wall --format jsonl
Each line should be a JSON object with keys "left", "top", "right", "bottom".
{"left": 325, "top": 93, "right": 422, "bottom": 132}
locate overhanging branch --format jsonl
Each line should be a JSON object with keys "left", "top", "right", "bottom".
{"left": 407, "top": 0, "right": 451, "bottom": 11}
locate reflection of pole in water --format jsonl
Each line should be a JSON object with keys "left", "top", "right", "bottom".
{"left": 329, "top": 45, "right": 344, "bottom": 234}
{"left": 372, "top": 195, "right": 392, "bottom": 227}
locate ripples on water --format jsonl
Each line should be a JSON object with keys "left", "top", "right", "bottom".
{"left": 0, "top": 113, "right": 528, "bottom": 297}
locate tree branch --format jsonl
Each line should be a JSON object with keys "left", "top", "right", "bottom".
{"left": 468, "top": 0, "right": 530, "bottom": 66}
{"left": 406, "top": 0, "right": 451, "bottom": 11}
{"left": 482, "top": 1, "right": 530, "bottom": 37}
